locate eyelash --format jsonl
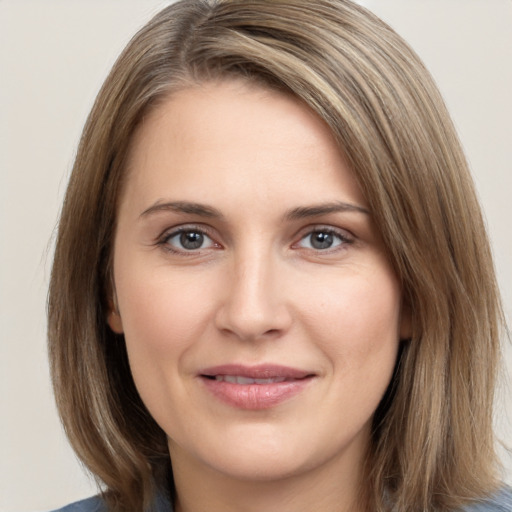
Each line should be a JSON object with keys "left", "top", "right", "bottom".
{"left": 156, "top": 225, "right": 354, "bottom": 255}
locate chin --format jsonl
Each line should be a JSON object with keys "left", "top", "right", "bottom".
{"left": 168, "top": 419, "right": 370, "bottom": 484}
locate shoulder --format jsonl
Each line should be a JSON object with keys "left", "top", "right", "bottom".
{"left": 462, "top": 486, "right": 512, "bottom": 511}
{"left": 46, "top": 492, "right": 173, "bottom": 512}
{"left": 48, "top": 496, "right": 107, "bottom": 512}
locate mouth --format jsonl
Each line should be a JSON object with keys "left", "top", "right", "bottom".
{"left": 208, "top": 375, "right": 290, "bottom": 384}
{"left": 198, "top": 364, "right": 315, "bottom": 410}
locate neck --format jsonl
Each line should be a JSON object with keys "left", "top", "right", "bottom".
{"left": 170, "top": 442, "right": 367, "bottom": 512}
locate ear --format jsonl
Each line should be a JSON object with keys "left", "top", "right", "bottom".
{"left": 107, "top": 293, "right": 124, "bottom": 334}
{"left": 399, "top": 302, "right": 412, "bottom": 341}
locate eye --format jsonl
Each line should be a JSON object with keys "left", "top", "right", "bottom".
{"left": 161, "top": 228, "right": 217, "bottom": 252}
{"left": 296, "top": 228, "right": 351, "bottom": 251}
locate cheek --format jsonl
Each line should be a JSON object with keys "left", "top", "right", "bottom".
{"left": 318, "top": 272, "right": 401, "bottom": 425}
{"left": 309, "top": 267, "right": 400, "bottom": 332}
{"left": 300, "top": 266, "right": 402, "bottom": 374}
{"left": 113, "top": 265, "right": 220, "bottom": 430}
{"left": 114, "top": 264, "right": 214, "bottom": 365}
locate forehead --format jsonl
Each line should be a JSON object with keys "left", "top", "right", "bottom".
{"left": 121, "top": 79, "right": 365, "bottom": 215}
{"left": 129, "top": 80, "right": 338, "bottom": 161}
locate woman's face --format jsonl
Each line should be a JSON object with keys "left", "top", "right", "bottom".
{"left": 109, "top": 80, "right": 409, "bottom": 484}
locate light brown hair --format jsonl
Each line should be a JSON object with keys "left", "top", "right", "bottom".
{"left": 48, "top": 1, "right": 504, "bottom": 510}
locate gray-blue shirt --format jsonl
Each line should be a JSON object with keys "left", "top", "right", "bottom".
{"left": 50, "top": 486, "right": 512, "bottom": 511}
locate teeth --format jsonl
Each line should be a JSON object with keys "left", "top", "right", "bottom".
{"left": 214, "top": 375, "right": 287, "bottom": 384}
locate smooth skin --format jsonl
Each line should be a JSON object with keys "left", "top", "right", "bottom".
{"left": 108, "top": 80, "right": 410, "bottom": 512}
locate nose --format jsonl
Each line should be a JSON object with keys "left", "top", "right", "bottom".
{"left": 214, "top": 251, "right": 292, "bottom": 342}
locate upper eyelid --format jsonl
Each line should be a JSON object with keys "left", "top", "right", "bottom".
{"left": 294, "top": 224, "right": 354, "bottom": 240}
{"left": 159, "top": 223, "right": 216, "bottom": 239}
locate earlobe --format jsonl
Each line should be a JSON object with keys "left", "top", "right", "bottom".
{"left": 107, "top": 294, "right": 124, "bottom": 334}
{"left": 107, "top": 309, "right": 124, "bottom": 334}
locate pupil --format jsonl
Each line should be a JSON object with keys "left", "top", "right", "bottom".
{"left": 311, "top": 232, "right": 333, "bottom": 249}
{"left": 180, "top": 231, "right": 203, "bottom": 250}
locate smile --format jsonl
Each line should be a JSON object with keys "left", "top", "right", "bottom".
{"left": 199, "top": 364, "right": 315, "bottom": 410}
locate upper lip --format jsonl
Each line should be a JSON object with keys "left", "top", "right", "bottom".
{"left": 200, "top": 364, "right": 314, "bottom": 380}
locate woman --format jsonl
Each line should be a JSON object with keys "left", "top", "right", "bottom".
{"left": 48, "top": 0, "right": 510, "bottom": 511}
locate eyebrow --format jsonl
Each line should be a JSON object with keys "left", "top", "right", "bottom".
{"left": 140, "top": 201, "right": 224, "bottom": 219}
{"left": 284, "top": 201, "right": 370, "bottom": 220}
{"left": 139, "top": 200, "right": 370, "bottom": 221}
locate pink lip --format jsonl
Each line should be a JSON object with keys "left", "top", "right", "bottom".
{"left": 199, "top": 364, "right": 315, "bottom": 410}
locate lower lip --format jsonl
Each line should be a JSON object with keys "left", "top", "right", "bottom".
{"left": 200, "top": 377, "right": 313, "bottom": 410}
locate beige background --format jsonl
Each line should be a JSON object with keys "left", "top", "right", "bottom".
{"left": 1, "top": 1, "right": 511, "bottom": 511}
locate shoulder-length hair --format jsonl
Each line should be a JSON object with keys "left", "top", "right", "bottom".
{"left": 48, "top": 1, "right": 504, "bottom": 510}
